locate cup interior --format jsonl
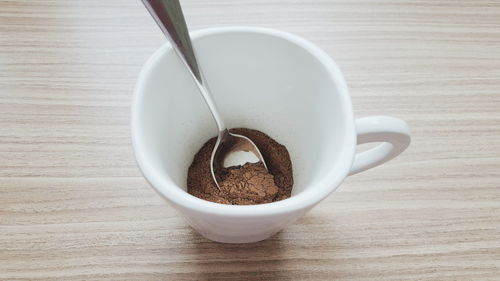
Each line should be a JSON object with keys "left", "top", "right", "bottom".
{"left": 133, "top": 28, "right": 354, "bottom": 206}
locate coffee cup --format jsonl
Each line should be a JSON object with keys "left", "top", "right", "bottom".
{"left": 131, "top": 27, "right": 411, "bottom": 243}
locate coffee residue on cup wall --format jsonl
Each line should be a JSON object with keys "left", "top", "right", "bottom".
{"left": 187, "top": 128, "right": 293, "bottom": 205}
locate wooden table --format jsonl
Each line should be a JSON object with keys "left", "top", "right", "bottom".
{"left": 1, "top": 1, "right": 499, "bottom": 280}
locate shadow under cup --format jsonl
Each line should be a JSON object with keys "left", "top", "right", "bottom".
{"left": 132, "top": 28, "right": 355, "bottom": 243}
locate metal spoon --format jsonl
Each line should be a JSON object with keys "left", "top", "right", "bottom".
{"left": 142, "top": 0, "right": 268, "bottom": 189}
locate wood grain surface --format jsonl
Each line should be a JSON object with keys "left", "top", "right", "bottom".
{"left": 1, "top": 0, "right": 500, "bottom": 280}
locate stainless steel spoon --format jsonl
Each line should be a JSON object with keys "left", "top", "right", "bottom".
{"left": 142, "top": 0, "right": 268, "bottom": 189}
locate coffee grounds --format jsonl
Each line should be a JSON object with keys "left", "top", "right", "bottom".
{"left": 187, "top": 128, "right": 293, "bottom": 205}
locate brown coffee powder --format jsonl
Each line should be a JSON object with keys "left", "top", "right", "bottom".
{"left": 187, "top": 128, "right": 293, "bottom": 205}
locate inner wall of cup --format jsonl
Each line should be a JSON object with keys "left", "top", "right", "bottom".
{"left": 137, "top": 30, "right": 347, "bottom": 197}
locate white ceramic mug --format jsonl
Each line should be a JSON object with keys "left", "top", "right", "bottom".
{"left": 132, "top": 27, "right": 411, "bottom": 243}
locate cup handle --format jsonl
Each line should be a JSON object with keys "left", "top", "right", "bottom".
{"left": 349, "top": 116, "right": 411, "bottom": 176}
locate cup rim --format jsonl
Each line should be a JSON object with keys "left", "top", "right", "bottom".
{"left": 131, "top": 26, "right": 356, "bottom": 217}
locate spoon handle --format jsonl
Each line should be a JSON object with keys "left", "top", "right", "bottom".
{"left": 142, "top": 0, "right": 226, "bottom": 132}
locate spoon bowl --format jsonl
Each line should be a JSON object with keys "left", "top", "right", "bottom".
{"left": 211, "top": 130, "right": 268, "bottom": 186}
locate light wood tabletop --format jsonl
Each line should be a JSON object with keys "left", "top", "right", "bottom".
{"left": 1, "top": 0, "right": 500, "bottom": 280}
